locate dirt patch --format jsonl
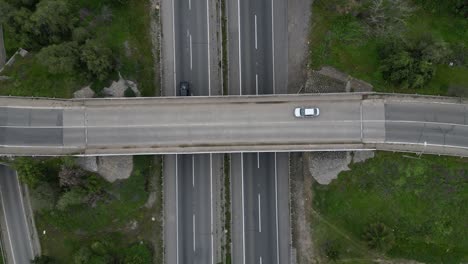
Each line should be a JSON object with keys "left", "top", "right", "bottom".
{"left": 290, "top": 152, "right": 316, "bottom": 264}
{"left": 97, "top": 156, "right": 133, "bottom": 183}
{"left": 287, "top": 0, "right": 314, "bottom": 93}
{"left": 308, "top": 152, "right": 352, "bottom": 185}
{"left": 308, "top": 151, "right": 375, "bottom": 185}
{"left": 102, "top": 74, "right": 141, "bottom": 97}
{"left": 73, "top": 85, "right": 95, "bottom": 98}
{"left": 149, "top": 0, "right": 161, "bottom": 96}
{"left": 301, "top": 66, "right": 374, "bottom": 94}
{"left": 75, "top": 156, "right": 98, "bottom": 172}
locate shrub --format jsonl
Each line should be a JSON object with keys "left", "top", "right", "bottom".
{"left": 322, "top": 240, "right": 340, "bottom": 261}
{"left": 362, "top": 222, "right": 395, "bottom": 252}
{"left": 122, "top": 242, "right": 152, "bottom": 264}
{"left": 379, "top": 36, "right": 450, "bottom": 88}
{"left": 31, "top": 255, "right": 57, "bottom": 264}
{"left": 37, "top": 42, "right": 80, "bottom": 74}
{"left": 80, "top": 39, "right": 115, "bottom": 81}
{"left": 29, "top": 0, "right": 76, "bottom": 46}
{"left": 73, "top": 247, "right": 92, "bottom": 264}
{"left": 13, "top": 157, "right": 44, "bottom": 188}
{"left": 31, "top": 182, "right": 59, "bottom": 211}
{"left": 56, "top": 187, "right": 87, "bottom": 211}
{"left": 360, "top": 0, "right": 414, "bottom": 36}
{"left": 72, "top": 27, "right": 91, "bottom": 44}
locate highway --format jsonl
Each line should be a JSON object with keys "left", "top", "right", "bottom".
{"left": 0, "top": 165, "right": 35, "bottom": 264}
{"left": 162, "top": 0, "right": 222, "bottom": 262}
{"left": 227, "top": 0, "right": 290, "bottom": 262}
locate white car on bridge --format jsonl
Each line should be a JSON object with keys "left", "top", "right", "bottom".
{"left": 294, "top": 107, "right": 320, "bottom": 118}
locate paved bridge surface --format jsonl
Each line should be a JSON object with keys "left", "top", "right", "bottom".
{"left": 0, "top": 93, "right": 467, "bottom": 157}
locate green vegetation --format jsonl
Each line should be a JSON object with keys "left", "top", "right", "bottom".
{"left": 312, "top": 152, "right": 468, "bottom": 263}
{"left": 309, "top": 0, "right": 468, "bottom": 95}
{"left": 222, "top": 154, "right": 232, "bottom": 264}
{"left": 0, "top": 0, "right": 155, "bottom": 97}
{"left": 14, "top": 156, "right": 161, "bottom": 263}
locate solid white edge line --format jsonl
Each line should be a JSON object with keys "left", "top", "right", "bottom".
{"left": 14, "top": 172, "right": 34, "bottom": 257}
{"left": 271, "top": 0, "right": 276, "bottom": 94}
{"left": 258, "top": 193, "right": 261, "bottom": 233}
{"left": 255, "top": 74, "right": 258, "bottom": 95}
{"left": 190, "top": 34, "right": 193, "bottom": 70}
{"left": 360, "top": 101, "right": 363, "bottom": 141}
{"left": 192, "top": 155, "right": 195, "bottom": 187}
{"left": 207, "top": 0, "right": 211, "bottom": 96}
{"left": 172, "top": 0, "right": 177, "bottom": 96}
{"left": 5, "top": 119, "right": 468, "bottom": 129}
{"left": 84, "top": 109, "right": 88, "bottom": 146}
{"left": 241, "top": 153, "right": 246, "bottom": 264}
{"left": 257, "top": 152, "right": 260, "bottom": 168}
{"left": 254, "top": 15, "right": 257, "bottom": 50}
{"left": 274, "top": 153, "right": 279, "bottom": 264}
{"left": 237, "top": 0, "right": 242, "bottom": 95}
{"left": 175, "top": 155, "right": 179, "bottom": 264}
{"left": 210, "top": 153, "right": 214, "bottom": 264}
{"left": 193, "top": 214, "right": 196, "bottom": 252}
{"left": 0, "top": 176, "right": 17, "bottom": 264}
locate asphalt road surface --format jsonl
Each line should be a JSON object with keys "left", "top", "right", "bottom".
{"left": 1, "top": 95, "right": 468, "bottom": 155}
{"left": 228, "top": 0, "right": 290, "bottom": 261}
{"left": 164, "top": 0, "right": 222, "bottom": 262}
{"left": 228, "top": 0, "right": 291, "bottom": 261}
{"left": 0, "top": 165, "right": 34, "bottom": 264}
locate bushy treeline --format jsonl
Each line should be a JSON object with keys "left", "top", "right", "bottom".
{"left": 13, "top": 156, "right": 153, "bottom": 264}
{"left": 0, "top": 0, "right": 126, "bottom": 81}
{"left": 316, "top": 0, "right": 467, "bottom": 90}
{"left": 32, "top": 241, "right": 152, "bottom": 264}
{"left": 13, "top": 157, "right": 109, "bottom": 211}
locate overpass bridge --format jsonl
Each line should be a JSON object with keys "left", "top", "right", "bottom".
{"left": 0, "top": 93, "right": 467, "bottom": 157}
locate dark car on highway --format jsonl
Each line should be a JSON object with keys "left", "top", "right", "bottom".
{"left": 180, "top": 81, "right": 191, "bottom": 96}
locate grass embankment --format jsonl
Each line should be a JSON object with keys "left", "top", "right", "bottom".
{"left": 309, "top": 1, "right": 468, "bottom": 95}
{"left": 1, "top": 0, "right": 155, "bottom": 97}
{"left": 312, "top": 152, "right": 468, "bottom": 263}
{"left": 35, "top": 156, "right": 162, "bottom": 263}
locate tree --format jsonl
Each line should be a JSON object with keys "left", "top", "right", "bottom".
{"left": 6, "top": 7, "right": 35, "bottom": 49}
{"left": 80, "top": 39, "right": 115, "bottom": 81}
{"left": 72, "top": 27, "right": 91, "bottom": 44}
{"left": 56, "top": 187, "right": 87, "bottom": 211}
{"left": 454, "top": 0, "right": 468, "bottom": 17}
{"left": 74, "top": 247, "right": 92, "bottom": 264}
{"left": 122, "top": 243, "right": 152, "bottom": 264}
{"left": 29, "top": 0, "right": 75, "bottom": 46}
{"left": 37, "top": 42, "right": 80, "bottom": 74}
{"left": 362, "top": 222, "right": 395, "bottom": 252}
{"left": 0, "top": 1, "right": 13, "bottom": 25}
{"left": 30, "top": 182, "right": 59, "bottom": 210}
{"left": 379, "top": 36, "right": 450, "bottom": 89}
{"left": 13, "top": 157, "right": 44, "bottom": 188}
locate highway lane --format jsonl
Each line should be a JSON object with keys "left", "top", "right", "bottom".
{"left": 232, "top": 0, "right": 290, "bottom": 262}
{"left": 168, "top": 0, "right": 223, "bottom": 262}
{"left": 243, "top": 152, "right": 277, "bottom": 264}
{"left": 0, "top": 165, "right": 34, "bottom": 264}
{"left": 239, "top": 0, "right": 273, "bottom": 95}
